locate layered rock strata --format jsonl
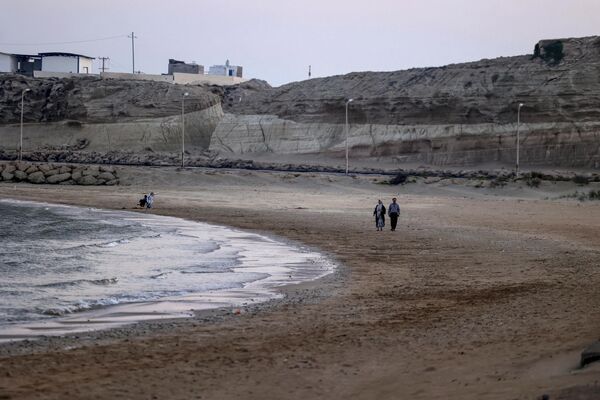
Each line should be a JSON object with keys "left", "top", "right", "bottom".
{"left": 215, "top": 36, "right": 600, "bottom": 167}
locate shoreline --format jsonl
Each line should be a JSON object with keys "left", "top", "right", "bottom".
{"left": 0, "top": 197, "right": 338, "bottom": 346}
{"left": 1, "top": 169, "right": 600, "bottom": 399}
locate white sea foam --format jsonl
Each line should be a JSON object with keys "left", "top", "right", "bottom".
{"left": 0, "top": 199, "right": 335, "bottom": 341}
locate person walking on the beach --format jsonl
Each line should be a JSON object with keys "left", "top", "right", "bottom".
{"left": 373, "top": 200, "right": 386, "bottom": 231}
{"left": 388, "top": 197, "right": 400, "bottom": 231}
{"left": 146, "top": 192, "right": 155, "bottom": 209}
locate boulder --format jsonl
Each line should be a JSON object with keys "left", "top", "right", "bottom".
{"left": 37, "top": 164, "right": 52, "bottom": 173}
{"left": 1, "top": 171, "right": 14, "bottom": 181}
{"left": 97, "top": 172, "right": 116, "bottom": 181}
{"left": 581, "top": 341, "right": 600, "bottom": 367}
{"left": 46, "top": 173, "right": 71, "bottom": 184}
{"left": 27, "top": 171, "right": 46, "bottom": 184}
{"left": 77, "top": 175, "right": 98, "bottom": 185}
{"left": 13, "top": 170, "right": 28, "bottom": 181}
{"left": 15, "top": 162, "right": 29, "bottom": 172}
{"left": 44, "top": 169, "right": 60, "bottom": 177}
{"left": 105, "top": 179, "right": 119, "bottom": 186}
{"left": 4, "top": 165, "right": 16, "bottom": 174}
{"left": 58, "top": 166, "right": 72, "bottom": 174}
{"left": 59, "top": 179, "right": 75, "bottom": 185}
{"left": 100, "top": 165, "right": 115, "bottom": 173}
{"left": 24, "top": 165, "right": 39, "bottom": 174}
{"left": 82, "top": 168, "right": 100, "bottom": 177}
{"left": 71, "top": 170, "right": 83, "bottom": 181}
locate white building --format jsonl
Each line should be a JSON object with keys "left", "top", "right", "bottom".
{"left": 208, "top": 59, "right": 243, "bottom": 78}
{"left": 40, "top": 52, "right": 95, "bottom": 74}
{"left": 0, "top": 52, "right": 17, "bottom": 73}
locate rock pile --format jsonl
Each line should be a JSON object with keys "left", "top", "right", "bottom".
{"left": 0, "top": 162, "right": 119, "bottom": 186}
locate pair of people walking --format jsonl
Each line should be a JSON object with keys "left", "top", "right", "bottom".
{"left": 373, "top": 197, "right": 400, "bottom": 231}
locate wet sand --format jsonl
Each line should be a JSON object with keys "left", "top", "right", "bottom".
{"left": 1, "top": 167, "right": 600, "bottom": 399}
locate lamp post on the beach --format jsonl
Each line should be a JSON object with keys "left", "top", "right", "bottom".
{"left": 345, "top": 98, "right": 354, "bottom": 175}
{"left": 19, "top": 88, "right": 31, "bottom": 162}
{"left": 516, "top": 102, "right": 524, "bottom": 174}
{"left": 181, "top": 92, "right": 189, "bottom": 168}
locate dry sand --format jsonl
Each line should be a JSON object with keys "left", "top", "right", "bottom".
{"left": 1, "top": 166, "right": 600, "bottom": 399}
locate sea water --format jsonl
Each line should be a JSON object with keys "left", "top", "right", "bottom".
{"left": 0, "top": 200, "right": 334, "bottom": 340}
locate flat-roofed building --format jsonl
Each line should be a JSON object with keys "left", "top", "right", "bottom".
{"left": 40, "top": 52, "right": 95, "bottom": 74}
{"left": 208, "top": 59, "right": 243, "bottom": 78}
{"left": 168, "top": 59, "right": 204, "bottom": 75}
{"left": 0, "top": 52, "right": 42, "bottom": 76}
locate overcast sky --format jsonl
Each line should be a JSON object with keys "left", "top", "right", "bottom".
{"left": 1, "top": 0, "right": 599, "bottom": 86}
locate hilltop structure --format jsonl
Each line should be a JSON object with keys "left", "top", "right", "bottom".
{"left": 0, "top": 52, "right": 94, "bottom": 76}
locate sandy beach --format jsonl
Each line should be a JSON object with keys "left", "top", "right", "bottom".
{"left": 1, "top": 166, "right": 600, "bottom": 399}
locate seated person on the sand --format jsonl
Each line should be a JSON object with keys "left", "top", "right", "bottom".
{"left": 139, "top": 194, "right": 147, "bottom": 208}
{"left": 146, "top": 192, "right": 155, "bottom": 208}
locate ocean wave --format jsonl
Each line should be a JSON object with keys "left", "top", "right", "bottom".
{"left": 150, "top": 272, "right": 171, "bottom": 279}
{"left": 37, "top": 277, "right": 119, "bottom": 289}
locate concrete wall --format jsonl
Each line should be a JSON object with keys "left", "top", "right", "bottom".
{"left": 29, "top": 70, "right": 242, "bottom": 86}
{"left": 100, "top": 72, "right": 174, "bottom": 82}
{"left": 42, "top": 56, "right": 79, "bottom": 73}
{"left": 0, "top": 53, "right": 16, "bottom": 73}
{"left": 34, "top": 71, "right": 99, "bottom": 79}
{"left": 173, "top": 72, "right": 245, "bottom": 85}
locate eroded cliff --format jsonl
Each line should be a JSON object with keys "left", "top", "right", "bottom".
{"left": 214, "top": 36, "right": 600, "bottom": 167}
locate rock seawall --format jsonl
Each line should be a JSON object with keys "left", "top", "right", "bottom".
{"left": 0, "top": 162, "right": 119, "bottom": 186}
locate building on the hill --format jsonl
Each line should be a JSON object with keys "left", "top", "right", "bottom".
{"left": 0, "top": 52, "right": 42, "bottom": 76}
{"left": 168, "top": 59, "right": 204, "bottom": 75}
{"left": 0, "top": 52, "right": 16, "bottom": 74}
{"left": 39, "top": 52, "right": 95, "bottom": 74}
{"left": 208, "top": 59, "right": 243, "bottom": 78}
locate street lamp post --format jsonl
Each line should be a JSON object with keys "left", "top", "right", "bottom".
{"left": 19, "top": 88, "right": 31, "bottom": 162}
{"left": 181, "top": 92, "right": 189, "bottom": 168}
{"left": 345, "top": 98, "right": 354, "bottom": 175}
{"left": 516, "top": 103, "right": 524, "bottom": 174}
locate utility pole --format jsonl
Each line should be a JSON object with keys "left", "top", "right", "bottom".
{"left": 345, "top": 98, "right": 354, "bottom": 175}
{"left": 98, "top": 57, "right": 110, "bottom": 73}
{"left": 128, "top": 32, "right": 137, "bottom": 73}
{"left": 516, "top": 103, "right": 524, "bottom": 174}
{"left": 308, "top": 65, "right": 311, "bottom": 78}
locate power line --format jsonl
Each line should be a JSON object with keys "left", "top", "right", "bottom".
{"left": 0, "top": 34, "right": 128, "bottom": 46}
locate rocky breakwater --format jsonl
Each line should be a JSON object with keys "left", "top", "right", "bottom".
{"left": 0, "top": 162, "right": 119, "bottom": 186}
{"left": 0, "top": 75, "right": 224, "bottom": 155}
{"left": 213, "top": 36, "right": 600, "bottom": 168}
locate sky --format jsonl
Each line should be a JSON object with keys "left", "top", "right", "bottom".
{"left": 1, "top": 0, "right": 600, "bottom": 86}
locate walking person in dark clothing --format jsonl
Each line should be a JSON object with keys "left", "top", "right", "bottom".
{"left": 388, "top": 197, "right": 400, "bottom": 231}
{"left": 373, "top": 200, "right": 386, "bottom": 231}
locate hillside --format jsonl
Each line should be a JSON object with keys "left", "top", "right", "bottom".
{"left": 1, "top": 36, "right": 600, "bottom": 168}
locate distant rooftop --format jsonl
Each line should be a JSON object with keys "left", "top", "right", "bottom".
{"left": 38, "top": 52, "right": 95, "bottom": 59}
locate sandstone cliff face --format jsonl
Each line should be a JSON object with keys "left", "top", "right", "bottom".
{"left": 0, "top": 75, "right": 223, "bottom": 153}
{"left": 213, "top": 36, "right": 600, "bottom": 167}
